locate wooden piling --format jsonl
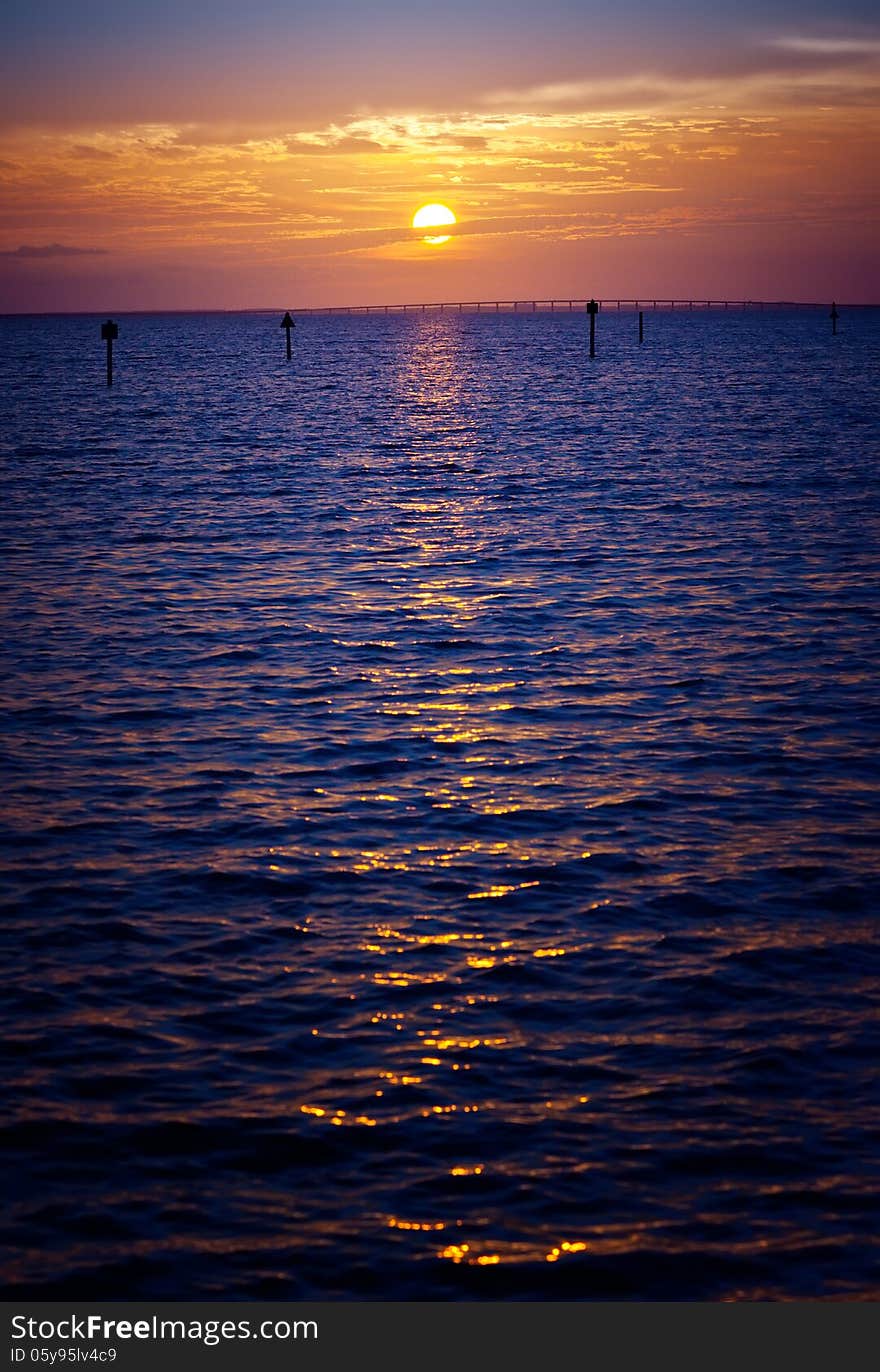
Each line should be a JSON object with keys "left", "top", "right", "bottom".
{"left": 280, "top": 311, "right": 295, "bottom": 359}
{"left": 100, "top": 318, "right": 118, "bottom": 386}
{"left": 587, "top": 298, "right": 598, "bottom": 358}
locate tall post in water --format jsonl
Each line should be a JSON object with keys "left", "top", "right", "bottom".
{"left": 639, "top": 310, "right": 644, "bottom": 344}
{"left": 831, "top": 302, "right": 839, "bottom": 336}
{"left": 101, "top": 319, "right": 118, "bottom": 387}
{"left": 280, "top": 311, "right": 295, "bottom": 360}
{"left": 587, "top": 298, "right": 598, "bottom": 358}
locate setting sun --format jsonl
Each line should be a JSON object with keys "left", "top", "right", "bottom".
{"left": 412, "top": 202, "right": 456, "bottom": 245}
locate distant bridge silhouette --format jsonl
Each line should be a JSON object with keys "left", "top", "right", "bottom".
{"left": 294, "top": 297, "right": 831, "bottom": 315}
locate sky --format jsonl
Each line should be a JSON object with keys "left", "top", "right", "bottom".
{"left": 1, "top": 1, "right": 878, "bottom": 309}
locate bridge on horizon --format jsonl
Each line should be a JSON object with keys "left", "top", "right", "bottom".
{"left": 293, "top": 297, "right": 834, "bottom": 316}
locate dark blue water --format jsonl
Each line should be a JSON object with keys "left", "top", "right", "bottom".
{"left": 1, "top": 308, "right": 878, "bottom": 1299}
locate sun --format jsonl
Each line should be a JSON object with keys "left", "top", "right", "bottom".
{"left": 412, "top": 202, "right": 456, "bottom": 245}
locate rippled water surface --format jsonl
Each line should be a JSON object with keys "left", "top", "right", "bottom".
{"left": 1, "top": 308, "right": 879, "bottom": 1299}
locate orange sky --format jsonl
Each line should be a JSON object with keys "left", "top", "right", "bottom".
{"left": 1, "top": 5, "right": 878, "bottom": 309}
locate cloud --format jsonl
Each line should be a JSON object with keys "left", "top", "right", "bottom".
{"left": 70, "top": 144, "right": 118, "bottom": 160}
{"left": 483, "top": 62, "right": 880, "bottom": 112}
{"left": 482, "top": 41, "right": 880, "bottom": 114}
{"left": 768, "top": 36, "right": 880, "bottom": 56}
{"left": 288, "top": 132, "right": 386, "bottom": 154}
{"left": 0, "top": 243, "right": 109, "bottom": 258}
{"left": 427, "top": 133, "right": 489, "bottom": 149}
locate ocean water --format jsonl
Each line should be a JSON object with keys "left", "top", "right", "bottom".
{"left": 1, "top": 307, "right": 878, "bottom": 1300}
